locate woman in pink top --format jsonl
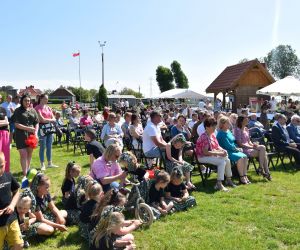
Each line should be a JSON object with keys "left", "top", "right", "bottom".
{"left": 196, "top": 117, "right": 235, "bottom": 191}
{"left": 35, "top": 94, "right": 58, "bottom": 170}
{"left": 90, "top": 144, "right": 127, "bottom": 192}
{"left": 80, "top": 110, "right": 93, "bottom": 128}
{"left": 234, "top": 116, "right": 271, "bottom": 180}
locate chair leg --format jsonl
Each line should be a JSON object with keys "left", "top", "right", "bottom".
{"left": 198, "top": 164, "right": 205, "bottom": 187}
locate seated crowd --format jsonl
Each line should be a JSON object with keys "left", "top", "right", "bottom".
{"left": 1, "top": 95, "right": 300, "bottom": 249}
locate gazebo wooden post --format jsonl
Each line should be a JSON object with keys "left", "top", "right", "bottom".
{"left": 222, "top": 92, "right": 226, "bottom": 110}
{"left": 213, "top": 93, "right": 217, "bottom": 109}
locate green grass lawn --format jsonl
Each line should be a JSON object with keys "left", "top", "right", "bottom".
{"left": 9, "top": 144, "right": 300, "bottom": 250}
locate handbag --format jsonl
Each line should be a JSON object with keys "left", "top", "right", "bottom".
{"left": 39, "top": 123, "right": 56, "bottom": 136}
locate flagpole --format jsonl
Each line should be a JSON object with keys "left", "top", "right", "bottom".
{"left": 78, "top": 50, "right": 82, "bottom": 103}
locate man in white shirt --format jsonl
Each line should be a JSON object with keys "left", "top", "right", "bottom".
{"left": 198, "top": 99, "right": 206, "bottom": 110}
{"left": 269, "top": 96, "right": 277, "bottom": 112}
{"left": 124, "top": 99, "right": 129, "bottom": 110}
{"left": 143, "top": 111, "right": 167, "bottom": 158}
{"left": 188, "top": 113, "right": 198, "bottom": 129}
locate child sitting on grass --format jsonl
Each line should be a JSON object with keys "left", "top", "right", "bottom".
{"left": 149, "top": 171, "right": 174, "bottom": 215}
{"left": 89, "top": 189, "right": 128, "bottom": 243}
{"left": 61, "top": 162, "right": 81, "bottom": 205}
{"left": 0, "top": 151, "right": 23, "bottom": 250}
{"left": 31, "top": 174, "right": 68, "bottom": 235}
{"left": 91, "top": 211, "right": 141, "bottom": 250}
{"left": 61, "top": 161, "right": 81, "bottom": 224}
{"left": 79, "top": 181, "right": 104, "bottom": 241}
{"left": 15, "top": 196, "right": 36, "bottom": 248}
{"left": 165, "top": 168, "right": 196, "bottom": 211}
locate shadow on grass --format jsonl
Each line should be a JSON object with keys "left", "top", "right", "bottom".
{"left": 270, "top": 163, "right": 299, "bottom": 174}
{"left": 57, "top": 230, "right": 89, "bottom": 249}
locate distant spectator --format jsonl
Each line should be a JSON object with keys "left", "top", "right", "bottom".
{"left": 80, "top": 110, "right": 93, "bottom": 128}
{"left": 69, "top": 109, "right": 80, "bottom": 130}
{"left": 198, "top": 99, "right": 206, "bottom": 110}
{"left": 101, "top": 113, "right": 123, "bottom": 148}
{"left": 0, "top": 106, "right": 10, "bottom": 172}
{"left": 269, "top": 96, "right": 277, "bottom": 112}
{"left": 287, "top": 115, "right": 300, "bottom": 143}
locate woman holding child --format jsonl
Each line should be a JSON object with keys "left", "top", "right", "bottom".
{"left": 90, "top": 144, "right": 127, "bottom": 192}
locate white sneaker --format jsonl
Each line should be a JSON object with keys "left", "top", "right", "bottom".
{"left": 41, "top": 164, "right": 46, "bottom": 171}
{"left": 48, "top": 164, "right": 59, "bottom": 168}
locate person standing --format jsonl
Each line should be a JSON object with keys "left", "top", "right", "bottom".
{"left": 1, "top": 95, "right": 15, "bottom": 145}
{"left": 0, "top": 106, "right": 10, "bottom": 172}
{"left": 35, "top": 94, "right": 58, "bottom": 170}
{"left": 12, "top": 94, "right": 39, "bottom": 177}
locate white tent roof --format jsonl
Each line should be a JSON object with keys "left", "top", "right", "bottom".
{"left": 155, "top": 88, "right": 207, "bottom": 99}
{"left": 107, "top": 95, "right": 136, "bottom": 99}
{"left": 256, "top": 76, "right": 300, "bottom": 96}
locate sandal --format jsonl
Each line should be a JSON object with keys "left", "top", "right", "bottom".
{"left": 239, "top": 176, "right": 248, "bottom": 185}
{"left": 214, "top": 182, "right": 229, "bottom": 192}
{"left": 225, "top": 178, "right": 237, "bottom": 188}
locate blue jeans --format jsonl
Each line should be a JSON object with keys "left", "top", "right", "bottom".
{"left": 144, "top": 147, "right": 161, "bottom": 158}
{"left": 39, "top": 134, "right": 53, "bottom": 163}
{"left": 101, "top": 181, "right": 120, "bottom": 193}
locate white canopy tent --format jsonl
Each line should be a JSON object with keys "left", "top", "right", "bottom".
{"left": 155, "top": 88, "right": 208, "bottom": 99}
{"left": 256, "top": 76, "right": 300, "bottom": 96}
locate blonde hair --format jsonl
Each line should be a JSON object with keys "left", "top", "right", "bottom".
{"left": 86, "top": 181, "right": 103, "bottom": 200}
{"left": 17, "top": 196, "right": 32, "bottom": 209}
{"left": 218, "top": 116, "right": 230, "bottom": 129}
{"left": 103, "top": 144, "right": 121, "bottom": 161}
{"left": 93, "top": 212, "right": 124, "bottom": 248}
{"left": 108, "top": 112, "right": 116, "bottom": 120}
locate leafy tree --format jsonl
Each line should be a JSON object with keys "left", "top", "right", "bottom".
{"left": 119, "top": 87, "right": 143, "bottom": 98}
{"left": 67, "top": 86, "right": 90, "bottom": 102}
{"left": 89, "top": 89, "right": 98, "bottom": 101}
{"left": 170, "top": 60, "right": 189, "bottom": 88}
{"left": 43, "top": 88, "right": 54, "bottom": 95}
{"left": 0, "top": 91, "right": 7, "bottom": 101}
{"left": 238, "top": 58, "right": 249, "bottom": 63}
{"left": 98, "top": 84, "right": 107, "bottom": 110}
{"left": 156, "top": 66, "right": 174, "bottom": 92}
{"left": 264, "top": 45, "right": 300, "bottom": 79}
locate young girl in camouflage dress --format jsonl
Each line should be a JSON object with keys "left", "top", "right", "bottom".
{"left": 165, "top": 168, "right": 196, "bottom": 211}
{"left": 16, "top": 196, "right": 36, "bottom": 248}
{"left": 165, "top": 134, "right": 195, "bottom": 190}
{"left": 32, "top": 174, "right": 68, "bottom": 235}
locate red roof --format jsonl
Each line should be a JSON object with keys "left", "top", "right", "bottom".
{"left": 19, "top": 86, "right": 42, "bottom": 96}
{"left": 206, "top": 59, "right": 274, "bottom": 93}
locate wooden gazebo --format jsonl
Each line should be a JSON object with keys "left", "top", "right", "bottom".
{"left": 206, "top": 59, "right": 275, "bottom": 111}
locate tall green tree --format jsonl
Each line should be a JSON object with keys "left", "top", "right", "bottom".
{"left": 98, "top": 84, "right": 107, "bottom": 110}
{"left": 119, "top": 87, "right": 143, "bottom": 98}
{"left": 156, "top": 66, "right": 174, "bottom": 92}
{"left": 264, "top": 45, "right": 300, "bottom": 79}
{"left": 170, "top": 60, "right": 189, "bottom": 88}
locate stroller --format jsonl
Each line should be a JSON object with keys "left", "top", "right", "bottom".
{"left": 125, "top": 180, "right": 156, "bottom": 226}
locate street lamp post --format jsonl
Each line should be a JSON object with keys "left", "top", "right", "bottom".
{"left": 98, "top": 41, "right": 106, "bottom": 87}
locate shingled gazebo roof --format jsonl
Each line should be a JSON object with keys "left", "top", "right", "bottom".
{"left": 206, "top": 59, "right": 274, "bottom": 93}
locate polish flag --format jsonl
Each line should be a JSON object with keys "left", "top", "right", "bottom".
{"left": 73, "top": 52, "right": 80, "bottom": 57}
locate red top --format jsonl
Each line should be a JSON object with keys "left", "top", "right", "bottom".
{"left": 196, "top": 132, "right": 220, "bottom": 157}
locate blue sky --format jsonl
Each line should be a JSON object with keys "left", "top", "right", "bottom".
{"left": 0, "top": 0, "right": 299, "bottom": 97}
